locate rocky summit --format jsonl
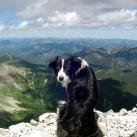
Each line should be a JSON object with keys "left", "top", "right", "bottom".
{"left": 0, "top": 107, "right": 137, "bottom": 137}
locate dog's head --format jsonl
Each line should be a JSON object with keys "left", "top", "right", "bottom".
{"left": 49, "top": 56, "right": 89, "bottom": 87}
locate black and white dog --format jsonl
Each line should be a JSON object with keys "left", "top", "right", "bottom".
{"left": 49, "top": 56, "right": 98, "bottom": 137}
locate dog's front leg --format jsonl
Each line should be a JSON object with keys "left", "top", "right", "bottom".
{"left": 57, "top": 101, "right": 67, "bottom": 119}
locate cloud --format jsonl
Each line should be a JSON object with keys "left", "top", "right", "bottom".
{"left": 16, "top": 21, "right": 29, "bottom": 30}
{"left": 0, "top": 24, "right": 6, "bottom": 32}
{"left": 17, "top": 0, "right": 47, "bottom": 18}
{"left": 2, "top": 9, "right": 137, "bottom": 32}
{"left": 48, "top": 11, "right": 81, "bottom": 26}
{"left": 13, "top": 18, "right": 48, "bottom": 31}
{"left": 1, "top": 0, "right": 137, "bottom": 20}
{"left": 97, "top": 9, "right": 137, "bottom": 28}
{"left": 1, "top": 0, "right": 137, "bottom": 32}
{"left": 37, "top": 17, "right": 44, "bottom": 24}
{"left": 98, "top": 10, "right": 137, "bottom": 23}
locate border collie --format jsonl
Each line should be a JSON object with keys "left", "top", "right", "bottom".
{"left": 49, "top": 56, "right": 98, "bottom": 137}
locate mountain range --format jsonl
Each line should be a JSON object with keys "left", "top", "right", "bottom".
{"left": 0, "top": 38, "right": 137, "bottom": 127}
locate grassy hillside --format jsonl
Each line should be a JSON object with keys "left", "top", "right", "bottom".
{"left": 0, "top": 84, "right": 46, "bottom": 127}
{"left": 0, "top": 57, "right": 57, "bottom": 128}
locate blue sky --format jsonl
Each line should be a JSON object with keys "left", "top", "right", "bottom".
{"left": 0, "top": 0, "right": 137, "bottom": 39}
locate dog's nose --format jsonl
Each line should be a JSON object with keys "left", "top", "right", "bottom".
{"left": 59, "top": 76, "right": 64, "bottom": 81}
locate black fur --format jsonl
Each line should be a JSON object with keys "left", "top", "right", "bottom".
{"left": 49, "top": 56, "right": 99, "bottom": 137}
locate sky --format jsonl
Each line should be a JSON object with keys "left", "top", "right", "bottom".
{"left": 0, "top": 0, "right": 137, "bottom": 39}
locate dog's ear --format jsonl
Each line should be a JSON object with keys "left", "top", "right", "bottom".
{"left": 49, "top": 56, "right": 62, "bottom": 74}
{"left": 71, "top": 56, "right": 81, "bottom": 68}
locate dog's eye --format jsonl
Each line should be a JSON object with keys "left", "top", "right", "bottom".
{"left": 57, "top": 64, "right": 61, "bottom": 70}
{"left": 64, "top": 65, "right": 68, "bottom": 70}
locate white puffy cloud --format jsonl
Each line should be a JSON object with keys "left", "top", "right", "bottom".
{"left": 98, "top": 9, "right": 137, "bottom": 23}
{"left": 1, "top": 0, "right": 137, "bottom": 38}
{"left": 3, "top": 9, "right": 137, "bottom": 31}
{"left": 16, "top": 21, "right": 29, "bottom": 30}
{"left": 37, "top": 18, "right": 44, "bottom": 24}
{"left": 17, "top": 0, "right": 47, "bottom": 18}
{"left": 0, "top": 0, "right": 137, "bottom": 30}
{"left": 42, "top": 23, "right": 49, "bottom": 28}
{"left": 1, "top": 2, "right": 137, "bottom": 33}
{"left": 48, "top": 11, "right": 81, "bottom": 26}
{"left": 13, "top": 18, "right": 48, "bottom": 31}
{"left": 96, "top": 9, "right": 137, "bottom": 28}
{"left": 0, "top": 24, "right": 6, "bottom": 32}
{"left": 2, "top": 9, "right": 137, "bottom": 32}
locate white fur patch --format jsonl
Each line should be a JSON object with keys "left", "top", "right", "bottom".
{"left": 58, "top": 100, "right": 66, "bottom": 105}
{"left": 76, "top": 57, "right": 89, "bottom": 74}
{"left": 57, "top": 59, "right": 71, "bottom": 88}
{"left": 57, "top": 101, "right": 67, "bottom": 116}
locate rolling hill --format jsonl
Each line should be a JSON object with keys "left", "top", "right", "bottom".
{"left": 0, "top": 56, "right": 57, "bottom": 128}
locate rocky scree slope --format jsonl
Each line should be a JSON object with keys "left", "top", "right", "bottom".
{"left": 0, "top": 106, "right": 137, "bottom": 137}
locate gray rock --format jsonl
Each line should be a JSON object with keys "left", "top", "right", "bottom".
{"left": 106, "top": 109, "right": 114, "bottom": 115}
{"left": 0, "top": 107, "right": 137, "bottom": 137}
{"left": 119, "top": 108, "right": 128, "bottom": 116}
{"left": 39, "top": 113, "right": 56, "bottom": 123}
{"left": 132, "top": 107, "right": 137, "bottom": 112}
{"left": 30, "top": 119, "right": 38, "bottom": 126}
